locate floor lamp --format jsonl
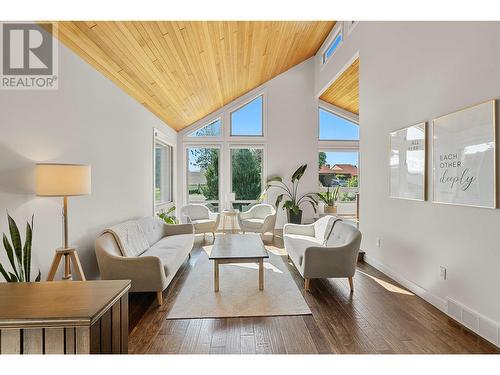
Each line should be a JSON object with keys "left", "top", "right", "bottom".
{"left": 36, "top": 163, "right": 91, "bottom": 281}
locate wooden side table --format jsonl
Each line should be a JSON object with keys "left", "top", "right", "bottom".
{"left": 222, "top": 210, "right": 238, "bottom": 233}
{"left": 0, "top": 280, "right": 130, "bottom": 354}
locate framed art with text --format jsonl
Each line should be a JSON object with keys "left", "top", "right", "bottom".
{"left": 389, "top": 122, "right": 426, "bottom": 200}
{"left": 432, "top": 100, "right": 497, "bottom": 208}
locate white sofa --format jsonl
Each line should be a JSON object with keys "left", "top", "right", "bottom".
{"left": 238, "top": 203, "right": 277, "bottom": 239}
{"left": 181, "top": 204, "right": 220, "bottom": 240}
{"left": 284, "top": 215, "right": 362, "bottom": 292}
{"left": 95, "top": 217, "right": 194, "bottom": 305}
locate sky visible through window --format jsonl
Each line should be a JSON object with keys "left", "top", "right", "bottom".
{"left": 319, "top": 108, "right": 359, "bottom": 140}
{"left": 323, "top": 151, "right": 358, "bottom": 167}
{"left": 188, "top": 148, "right": 204, "bottom": 172}
{"left": 231, "top": 96, "right": 263, "bottom": 136}
{"left": 324, "top": 33, "right": 342, "bottom": 61}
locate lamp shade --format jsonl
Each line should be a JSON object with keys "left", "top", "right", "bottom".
{"left": 36, "top": 163, "right": 91, "bottom": 196}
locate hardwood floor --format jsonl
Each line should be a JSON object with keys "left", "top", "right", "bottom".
{"left": 128, "top": 235, "right": 499, "bottom": 354}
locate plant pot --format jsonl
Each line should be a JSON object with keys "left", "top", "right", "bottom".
{"left": 286, "top": 209, "right": 303, "bottom": 224}
{"left": 324, "top": 205, "right": 337, "bottom": 214}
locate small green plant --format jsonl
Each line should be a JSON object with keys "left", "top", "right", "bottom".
{"left": 157, "top": 206, "right": 178, "bottom": 224}
{"left": 317, "top": 186, "right": 340, "bottom": 207}
{"left": 0, "top": 213, "right": 41, "bottom": 282}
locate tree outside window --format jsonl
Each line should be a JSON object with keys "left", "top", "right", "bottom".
{"left": 231, "top": 148, "right": 263, "bottom": 201}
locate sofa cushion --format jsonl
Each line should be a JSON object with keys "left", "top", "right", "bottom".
{"left": 106, "top": 220, "right": 149, "bottom": 257}
{"left": 138, "top": 217, "right": 165, "bottom": 247}
{"left": 326, "top": 222, "right": 358, "bottom": 247}
{"left": 284, "top": 234, "right": 322, "bottom": 266}
{"left": 241, "top": 218, "right": 264, "bottom": 230}
{"left": 140, "top": 234, "right": 193, "bottom": 277}
{"left": 322, "top": 217, "right": 342, "bottom": 245}
{"left": 313, "top": 216, "right": 336, "bottom": 243}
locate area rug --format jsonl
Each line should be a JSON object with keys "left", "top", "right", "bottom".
{"left": 166, "top": 244, "right": 312, "bottom": 319}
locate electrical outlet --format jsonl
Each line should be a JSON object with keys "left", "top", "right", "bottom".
{"left": 376, "top": 238, "right": 381, "bottom": 248}
{"left": 440, "top": 266, "right": 447, "bottom": 280}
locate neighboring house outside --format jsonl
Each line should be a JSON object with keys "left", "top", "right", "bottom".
{"left": 319, "top": 164, "right": 358, "bottom": 187}
{"left": 331, "top": 164, "right": 358, "bottom": 178}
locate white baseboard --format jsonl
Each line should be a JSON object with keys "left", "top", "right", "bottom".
{"left": 363, "top": 255, "right": 447, "bottom": 312}
{"left": 363, "top": 254, "right": 500, "bottom": 348}
{"left": 447, "top": 298, "right": 500, "bottom": 348}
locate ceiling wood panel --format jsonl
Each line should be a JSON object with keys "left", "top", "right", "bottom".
{"left": 45, "top": 21, "right": 335, "bottom": 130}
{"left": 320, "top": 58, "right": 359, "bottom": 115}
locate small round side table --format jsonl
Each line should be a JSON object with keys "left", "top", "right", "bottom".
{"left": 222, "top": 210, "right": 238, "bottom": 234}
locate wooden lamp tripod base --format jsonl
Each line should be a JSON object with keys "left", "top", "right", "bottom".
{"left": 35, "top": 164, "right": 91, "bottom": 282}
{"left": 45, "top": 196, "right": 86, "bottom": 281}
{"left": 46, "top": 247, "right": 86, "bottom": 281}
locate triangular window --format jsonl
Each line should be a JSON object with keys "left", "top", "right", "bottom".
{"left": 230, "top": 96, "right": 263, "bottom": 136}
{"left": 188, "top": 118, "right": 222, "bottom": 137}
{"left": 319, "top": 108, "right": 359, "bottom": 140}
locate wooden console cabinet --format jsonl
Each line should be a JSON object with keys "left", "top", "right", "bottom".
{"left": 0, "top": 280, "right": 130, "bottom": 354}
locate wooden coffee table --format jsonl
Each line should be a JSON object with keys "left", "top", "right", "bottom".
{"left": 209, "top": 234, "right": 269, "bottom": 292}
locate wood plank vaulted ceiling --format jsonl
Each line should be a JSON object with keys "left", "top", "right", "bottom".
{"left": 320, "top": 58, "right": 359, "bottom": 115}
{"left": 47, "top": 21, "right": 335, "bottom": 130}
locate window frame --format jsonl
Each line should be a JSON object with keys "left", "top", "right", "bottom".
{"left": 320, "top": 23, "right": 343, "bottom": 67}
{"left": 184, "top": 143, "right": 222, "bottom": 210}
{"left": 322, "top": 32, "right": 342, "bottom": 64}
{"left": 318, "top": 149, "right": 360, "bottom": 202}
{"left": 317, "top": 100, "right": 360, "bottom": 217}
{"left": 318, "top": 103, "right": 360, "bottom": 143}
{"left": 153, "top": 129, "right": 175, "bottom": 211}
{"left": 181, "top": 89, "right": 268, "bottom": 210}
{"left": 229, "top": 94, "right": 265, "bottom": 137}
{"left": 228, "top": 144, "right": 266, "bottom": 208}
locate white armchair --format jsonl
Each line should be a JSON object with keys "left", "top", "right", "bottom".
{"left": 238, "top": 203, "right": 277, "bottom": 239}
{"left": 180, "top": 204, "right": 220, "bottom": 240}
{"left": 284, "top": 215, "right": 362, "bottom": 292}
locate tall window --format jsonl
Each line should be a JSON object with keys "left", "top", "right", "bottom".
{"left": 230, "top": 147, "right": 263, "bottom": 210}
{"left": 183, "top": 92, "right": 266, "bottom": 213}
{"left": 318, "top": 106, "right": 359, "bottom": 220}
{"left": 187, "top": 146, "right": 220, "bottom": 212}
{"left": 154, "top": 140, "right": 173, "bottom": 205}
{"left": 318, "top": 150, "right": 359, "bottom": 220}
{"left": 319, "top": 108, "right": 359, "bottom": 140}
{"left": 230, "top": 96, "right": 263, "bottom": 136}
{"left": 187, "top": 118, "right": 222, "bottom": 137}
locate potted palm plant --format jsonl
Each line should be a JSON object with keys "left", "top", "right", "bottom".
{"left": 266, "top": 164, "right": 317, "bottom": 224}
{"left": 317, "top": 186, "right": 340, "bottom": 214}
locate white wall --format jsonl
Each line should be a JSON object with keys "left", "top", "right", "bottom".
{"left": 316, "top": 21, "right": 500, "bottom": 334}
{"left": 267, "top": 59, "right": 319, "bottom": 227}
{"left": 179, "top": 58, "right": 319, "bottom": 228}
{"left": 0, "top": 32, "right": 177, "bottom": 280}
